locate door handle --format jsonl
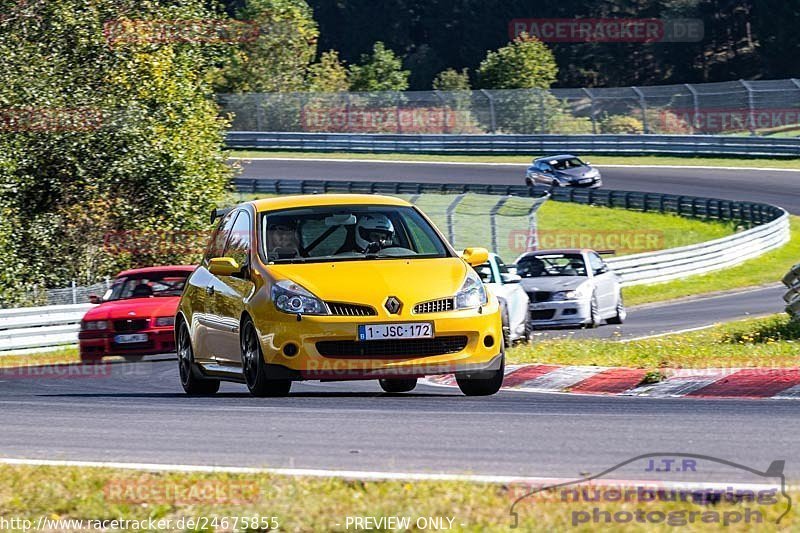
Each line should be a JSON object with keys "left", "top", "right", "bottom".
{"left": 206, "top": 285, "right": 215, "bottom": 296}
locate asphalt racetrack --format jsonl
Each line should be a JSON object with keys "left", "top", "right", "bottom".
{"left": 1, "top": 358, "right": 799, "bottom": 481}
{"left": 234, "top": 157, "right": 800, "bottom": 214}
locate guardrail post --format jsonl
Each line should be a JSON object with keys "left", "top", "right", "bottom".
{"left": 489, "top": 196, "right": 510, "bottom": 253}
{"left": 582, "top": 88, "right": 597, "bottom": 134}
{"left": 71, "top": 281, "right": 77, "bottom": 305}
{"left": 740, "top": 80, "right": 756, "bottom": 135}
{"left": 446, "top": 194, "right": 466, "bottom": 246}
{"left": 480, "top": 89, "right": 496, "bottom": 133}
{"left": 631, "top": 86, "right": 648, "bottom": 133}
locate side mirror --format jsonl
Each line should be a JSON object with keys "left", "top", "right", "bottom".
{"left": 500, "top": 272, "right": 522, "bottom": 284}
{"left": 208, "top": 257, "right": 241, "bottom": 277}
{"left": 595, "top": 266, "right": 609, "bottom": 275}
{"left": 584, "top": 161, "right": 592, "bottom": 165}
{"left": 88, "top": 294, "right": 101, "bottom": 304}
{"left": 461, "top": 247, "right": 490, "bottom": 267}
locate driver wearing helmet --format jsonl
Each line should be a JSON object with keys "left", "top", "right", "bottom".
{"left": 355, "top": 213, "right": 395, "bottom": 252}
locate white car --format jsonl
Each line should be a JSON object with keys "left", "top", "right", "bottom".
{"left": 514, "top": 249, "right": 625, "bottom": 328}
{"left": 475, "top": 253, "right": 531, "bottom": 345}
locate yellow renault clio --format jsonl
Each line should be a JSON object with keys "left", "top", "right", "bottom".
{"left": 176, "top": 194, "right": 504, "bottom": 397}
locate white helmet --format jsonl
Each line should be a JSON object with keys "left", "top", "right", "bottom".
{"left": 355, "top": 214, "right": 394, "bottom": 250}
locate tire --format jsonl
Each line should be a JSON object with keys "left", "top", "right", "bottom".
{"left": 524, "top": 177, "right": 533, "bottom": 187}
{"left": 455, "top": 347, "right": 505, "bottom": 397}
{"left": 585, "top": 295, "right": 600, "bottom": 329}
{"left": 177, "top": 320, "right": 220, "bottom": 396}
{"left": 607, "top": 292, "right": 627, "bottom": 325}
{"left": 379, "top": 378, "right": 418, "bottom": 393}
{"left": 80, "top": 353, "right": 103, "bottom": 364}
{"left": 499, "top": 303, "right": 511, "bottom": 348}
{"left": 241, "top": 318, "right": 291, "bottom": 397}
{"left": 523, "top": 309, "right": 533, "bottom": 343}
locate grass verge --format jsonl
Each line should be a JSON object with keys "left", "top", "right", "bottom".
{"left": 508, "top": 314, "right": 800, "bottom": 371}
{"left": 0, "top": 465, "right": 795, "bottom": 532}
{"left": 228, "top": 150, "right": 800, "bottom": 170}
{"left": 623, "top": 216, "right": 800, "bottom": 306}
{"left": 0, "top": 347, "right": 79, "bottom": 368}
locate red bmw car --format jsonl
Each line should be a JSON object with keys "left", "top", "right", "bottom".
{"left": 78, "top": 265, "right": 195, "bottom": 362}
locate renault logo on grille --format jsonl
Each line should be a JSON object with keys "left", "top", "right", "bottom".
{"left": 384, "top": 296, "right": 402, "bottom": 314}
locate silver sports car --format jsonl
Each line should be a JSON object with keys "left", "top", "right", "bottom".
{"left": 524, "top": 155, "right": 602, "bottom": 188}
{"left": 513, "top": 249, "right": 625, "bottom": 328}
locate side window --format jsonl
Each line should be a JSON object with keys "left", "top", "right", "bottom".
{"left": 224, "top": 211, "right": 251, "bottom": 267}
{"left": 495, "top": 257, "right": 510, "bottom": 275}
{"left": 205, "top": 211, "right": 236, "bottom": 263}
{"left": 588, "top": 253, "right": 605, "bottom": 274}
{"left": 475, "top": 263, "right": 494, "bottom": 283}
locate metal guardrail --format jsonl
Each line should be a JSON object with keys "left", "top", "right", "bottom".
{"left": 783, "top": 264, "right": 800, "bottom": 320}
{"left": 234, "top": 178, "right": 791, "bottom": 287}
{"left": 226, "top": 132, "right": 800, "bottom": 157}
{"left": 0, "top": 304, "right": 94, "bottom": 353}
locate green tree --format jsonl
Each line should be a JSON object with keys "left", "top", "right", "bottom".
{"left": 347, "top": 41, "right": 410, "bottom": 92}
{"left": 216, "top": 0, "right": 319, "bottom": 92}
{"left": 478, "top": 33, "right": 558, "bottom": 90}
{"left": 0, "top": 0, "right": 232, "bottom": 304}
{"left": 306, "top": 50, "right": 349, "bottom": 92}
{"left": 432, "top": 68, "right": 471, "bottom": 90}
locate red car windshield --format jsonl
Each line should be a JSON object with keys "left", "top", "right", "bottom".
{"left": 106, "top": 272, "right": 189, "bottom": 301}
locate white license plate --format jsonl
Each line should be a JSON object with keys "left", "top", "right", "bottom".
{"left": 358, "top": 323, "right": 433, "bottom": 341}
{"left": 114, "top": 333, "right": 148, "bottom": 344}
{"left": 580, "top": 178, "right": 593, "bottom": 183}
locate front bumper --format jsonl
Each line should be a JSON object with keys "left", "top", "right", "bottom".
{"left": 528, "top": 299, "right": 592, "bottom": 328}
{"left": 566, "top": 178, "right": 602, "bottom": 188}
{"left": 254, "top": 305, "right": 503, "bottom": 380}
{"left": 78, "top": 327, "right": 176, "bottom": 357}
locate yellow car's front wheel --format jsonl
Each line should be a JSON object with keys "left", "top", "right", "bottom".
{"left": 241, "top": 318, "right": 292, "bottom": 397}
{"left": 455, "top": 346, "right": 505, "bottom": 396}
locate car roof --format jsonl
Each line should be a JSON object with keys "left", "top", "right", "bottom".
{"left": 250, "top": 194, "right": 411, "bottom": 213}
{"left": 117, "top": 265, "right": 196, "bottom": 277}
{"left": 534, "top": 154, "right": 579, "bottom": 162}
{"left": 518, "top": 249, "right": 591, "bottom": 257}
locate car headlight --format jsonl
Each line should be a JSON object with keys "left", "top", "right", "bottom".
{"left": 82, "top": 320, "right": 108, "bottom": 331}
{"left": 272, "top": 280, "right": 328, "bottom": 315}
{"left": 551, "top": 290, "right": 579, "bottom": 301}
{"left": 455, "top": 269, "right": 488, "bottom": 310}
{"left": 154, "top": 316, "right": 175, "bottom": 327}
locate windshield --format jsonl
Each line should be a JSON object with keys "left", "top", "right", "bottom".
{"left": 550, "top": 157, "right": 585, "bottom": 170}
{"left": 516, "top": 253, "right": 587, "bottom": 277}
{"left": 261, "top": 205, "right": 451, "bottom": 263}
{"left": 106, "top": 272, "right": 189, "bottom": 301}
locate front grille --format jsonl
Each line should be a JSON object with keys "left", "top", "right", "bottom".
{"left": 413, "top": 298, "right": 454, "bottom": 314}
{"left": 530, "top": 309, "right": 556, "bottom": 320}
{"left": 316, "top": 336, "right": 468, "bottom": 358}
{"left": 326, "top": 302, "right": 377, "bottom": 316}
{"left": 113, "top": 319, "right": 148, "bottom": 332}
{"left": 527, "top": 291, "right": 552, "bottom": 303}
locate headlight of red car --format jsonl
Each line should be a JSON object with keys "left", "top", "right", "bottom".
{"left": 82, "top": 320, "right": 109, "bottom": 331}
{"left": 154, "top": 316, "right": 175, "bottom": 327}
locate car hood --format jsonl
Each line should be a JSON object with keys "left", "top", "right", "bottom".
{"left": 83, "top": 297, "right": 181, "bottom": 321}
{"left": 556, "top": 167, "right": 597, "bottom": 179}
{"left": 519, "top": 277, "right": 589, "bottom": 292}
{"left": 267, "top": 257, "right": 469, "bottom": 310}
